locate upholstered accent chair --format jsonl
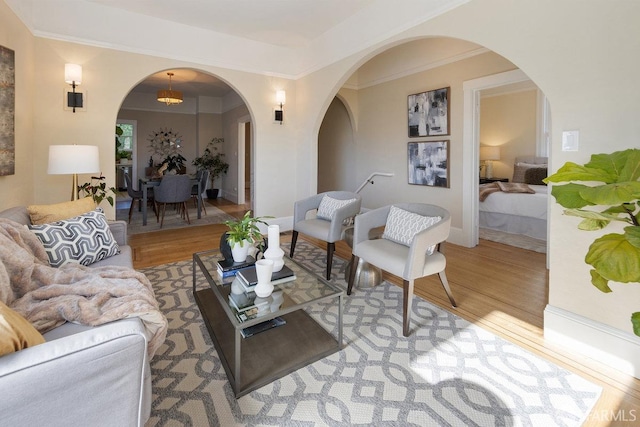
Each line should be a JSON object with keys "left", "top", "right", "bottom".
{"left": 290, "top": 191, "right": 362, "bottom": 280}
{"left": 124, "top": 172, "right": 155, "bottom": 223}
{"left": 191, "top": 169, "right": 209, "bottom": 215}
{"left": 154, "top": 174, "right": 192, "bottom": 228}
{"left": 347, "top": 203, "right": 457, "bottom": 336}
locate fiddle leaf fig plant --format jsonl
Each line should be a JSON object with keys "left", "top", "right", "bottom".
{"left": 544, "top": 148, "right": 640, "bottom": 336}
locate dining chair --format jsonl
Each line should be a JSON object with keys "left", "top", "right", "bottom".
{"left": 347, "top": 203, "right": 457, "bottom": 336}
{"left": 124, "top": 172, "right": 155, "bottom": 223}
{"left": 290, "top": 191, "right": 361, "bottom": 280}
{"left": 154, "top": 174, "right": 192, "bottom": 228}
{"left": 191, "top": 170, "right": 209, "bottom": 215}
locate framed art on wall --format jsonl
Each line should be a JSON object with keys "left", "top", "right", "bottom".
{"left": 0, "top": 45, "right": 15, "bottom": 176}
{"left": 408, "top": 140, "right": 449, "bottom": 188}
{"left": 407, "top": 87, "right": 449, "bottom": 137}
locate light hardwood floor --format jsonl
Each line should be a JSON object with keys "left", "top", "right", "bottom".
{"left": 129, "top": 198, "right": 640, "bottom": 426}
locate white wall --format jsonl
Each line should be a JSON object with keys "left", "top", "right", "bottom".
{"left": 317, "top": 98, "right": 356, "bottom": 193}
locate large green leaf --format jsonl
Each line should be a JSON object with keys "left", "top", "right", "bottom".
{"left": 625, "top": 226, "right": 640, "bottom": 249}
{"left": 632, "top": 312, "right": 640, "bottom": 337}
{"left": 579, "top": 182, "right": 640, "bottom": 206}
{"left": 564, "top": 208, "right": 624, "bottom": 223}
{"left": 577, "top": 218, "right": 610, "bottom": 231}
{"left": 544, "top": 162, "right": 615, "bottom": 184}
{"left": 550, "top": 183, "right": 594, "bottom": 208}
{"left": 585, "top": 233, "right": 640, "bottom": 284}
{"left": 612, "top": 149, "right": 640, "bottom": 182}
{"left": 585, "top": 150, "right": 637, "bottom": 182}
{"left": 590, "top": 269, "right": 613, "bottom": 293}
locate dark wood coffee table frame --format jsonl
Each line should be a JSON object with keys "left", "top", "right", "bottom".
{"left": 193, "top": 250, "right": 343, "bottom": 398}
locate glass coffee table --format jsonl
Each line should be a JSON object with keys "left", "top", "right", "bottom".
{"left": 193, "top": 250, "right": 343, "bottom": 398}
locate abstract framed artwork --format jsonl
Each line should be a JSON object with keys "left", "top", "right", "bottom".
{"left": 408, "top": 140, "right": 449, "bottom": 188}
{"left": 0, "top": 45, "right": 15, "bottom": 176}
{"left": 407, "top": 87, "right": 449, "bottom": 137}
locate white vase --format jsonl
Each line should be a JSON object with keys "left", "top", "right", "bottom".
{"left": 263, "top": 224, "right": 285, "bottom": 272}
{"left": 254, "top": 259, "right": 274, "bottom": 298}
{"left": 230, "top": 239, "right": 251, "bottom": 263}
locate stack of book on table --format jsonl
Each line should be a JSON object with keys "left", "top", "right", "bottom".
{"left": 228, "top": 283, "right": 286, "bottom": 337}
{"left": 236, "top": 264, "right": 296, "bottom": 293}
{"left": 216, "top": 256, "right": 256, "bottom": 280}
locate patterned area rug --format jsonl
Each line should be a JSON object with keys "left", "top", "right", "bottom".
{"left": 479, "top": 228, "right": 547, "bottom": 253}
{"left": 116, "top": 204, "right": 235, "bottom": 235}
{"left": 141, "top": 242, "right": 600, "bottom": 426}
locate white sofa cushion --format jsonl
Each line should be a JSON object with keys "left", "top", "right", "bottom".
{"left": 382, "top": 206, "right": 441, "bottom": 254}
{"left": 316, "top": 195, "right": 357, "bottom": 221}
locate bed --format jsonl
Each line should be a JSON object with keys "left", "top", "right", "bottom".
{"left": 478, "top": 156, "right": 548, "bottom": 241}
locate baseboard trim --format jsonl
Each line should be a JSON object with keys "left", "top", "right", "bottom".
{"left": 544, "top": 304, "right": 640, "bottom": 379}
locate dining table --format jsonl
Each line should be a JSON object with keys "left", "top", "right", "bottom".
{"left": 139, "top": 176, "right": 202, "bottom": 226}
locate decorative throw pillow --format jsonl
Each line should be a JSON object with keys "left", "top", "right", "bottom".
{"left": 28, "top": 197, "right": 96, "bottom": 225}
{"left": 316, "top": 195, "right": 357, "bottom": 221}
{"left": 382, "top": 206, "right": 441, "bottom": 254}
{"left": 0, "top": 300, "right": 45, "bottom": 356}
{"left": 512, "top": 162, "right": 547, "bottom": 183}
{"left": 497, "top": 182, "right": 536, "bottom": 194}
{"left": 29, "top": 208, "right": 120, "bottom": 268}
{"left": 524, "top": 167, "right": 548, "bottom": 186}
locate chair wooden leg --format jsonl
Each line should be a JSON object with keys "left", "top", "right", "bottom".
{"left": 438, "top": 271, "right": 457, "bottom": 307}
{"left": 403, "top": 279, "right": 415, "bottom": 337}
{"left": 183, "top": 202, "right": 191, "bottom": 224}
{"left": 128, "top": 198, "right": 135, "bottom": 223}
{"left": 326, "top": 242, "right": 335, "bottom": 280}
{"left": 347, "top": 254, "right": 359, "bottom": 295}
{"left": 159, "top": 203, "right": 166, "bottom": 228}
{"left": 289, "top": 231, "right": 298, "bottom": 258}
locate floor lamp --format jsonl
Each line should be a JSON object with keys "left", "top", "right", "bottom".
{"left": 48, "top": 145, "right": 100, "bottom": 200}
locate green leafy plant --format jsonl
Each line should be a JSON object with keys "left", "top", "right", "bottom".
{"left": 160, "top": 154, "right": 186, "bottom": 174}
{"left": 77, "top": 174, "right": 117, "bottom": 207}
{"left": 544, "top": 149, "right": 640, "bottom": 336}
{"left": 192, "top": 137, "right": 229, "bottom": 188}
{"left": 224, "top": 211, "right": 272, "bottom": 247}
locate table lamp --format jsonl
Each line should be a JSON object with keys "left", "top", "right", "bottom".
{"left": 480, "top": 146, "right": 500, "bottom": 179}
{"left": 48, "top": 145, "right": 100, "bottom": 200}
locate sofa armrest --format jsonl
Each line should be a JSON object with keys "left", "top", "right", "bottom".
{"left": 109, "top": 220, "right": 128, "bottom": 246}
{"left": 0, "top": 318, "right": 148, "bottom": 427}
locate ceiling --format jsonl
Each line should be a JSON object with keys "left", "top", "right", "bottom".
{"left": 132, "top": 69, "right": 234, "bottom": 99}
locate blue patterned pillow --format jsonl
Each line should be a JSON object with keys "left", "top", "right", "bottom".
{"left": 316, "top": 195, "right": 357, "bottom": 221}
{"left": 29, "top": 208, "right": 120, "bottom": 267}
{"left": 382, "top": 206, "right": 441, "bottom": 254}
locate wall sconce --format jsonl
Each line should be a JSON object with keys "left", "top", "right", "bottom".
{"left": 48, "top": 145, "right": 100, "bottom": 200}
{"left": 64, "top": 63, "right": 83, "bottom": 113}
{"left": 480, "top": 146, "right": 501, "bottom": 179}
{"left": 274, "top": 90, "right": 286, "bottom": 124}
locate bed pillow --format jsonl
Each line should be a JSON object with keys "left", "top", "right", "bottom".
{"left": 512, "top": 162, "right": 546, "bottom": 183}
{"left": 28, "top": 197, "right": 96, "bottom": 225}
{"left": 382, "top": 206, "right": 441, "bottom": 254}
{"left": 316, "top": 195, "right": 357, "bottom": 221}
{"left": 497, "top": 182, "right": 536, "bottom": 194}
{"left": 0, "top": 300, "right": 45, "bottom": 356}
{"left": 524, "top": 167, "right": 548, "bottom": 185}
{"left": 29, "top": 208, "right": 120, "bottom": 268}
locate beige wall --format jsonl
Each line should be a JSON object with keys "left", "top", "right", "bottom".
{"left": 2, "top": 0, "right": 639, "bottom": 370}
{"left": 318, "top": 98, "right": 356, "bottom": 193}
{"left": 480, "top": 90, "right": 538, "bottom": 180}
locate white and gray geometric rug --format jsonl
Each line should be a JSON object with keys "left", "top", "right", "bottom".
{"left": 141, "top": 241, "right": 600, "bottom": 426}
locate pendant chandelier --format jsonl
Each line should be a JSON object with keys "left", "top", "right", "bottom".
{"left": 157, "top": 72, "right": 183, "bottom": 105}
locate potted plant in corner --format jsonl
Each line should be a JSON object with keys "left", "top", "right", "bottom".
{"left": 544, "top": 148, "right": 640, "bottom": 336}
{"left": 223, "top": 211, "right": 271, "bottom": 262}
{"left": 192, "top": 137, "right": 229, "bottom": 199}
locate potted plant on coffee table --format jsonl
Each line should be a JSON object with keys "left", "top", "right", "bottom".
{"left": 224, "top": 211, "right": 272, "bottom": 262}
{"left": 192, "top": 137, "right": 229, "bottom": 199}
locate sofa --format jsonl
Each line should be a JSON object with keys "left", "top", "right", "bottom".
{"left": 0, "top": 206, "right": 154, "bottom": 427}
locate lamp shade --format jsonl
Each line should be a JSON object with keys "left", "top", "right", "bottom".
{"left": 48, "top": 145, "right": 100, "bottom": 174}
{"left": 276, "top": 90, "right": 286, "bottom": 105}
{"left": 64, "top": 64, "right": 82, "bottom": 85}
{"left": 480, "top": 146, "right": 500, "bottom": 161}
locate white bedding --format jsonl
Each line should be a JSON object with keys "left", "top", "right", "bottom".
{"left": 479, "top": 184, "right": 548, "bottom": 220}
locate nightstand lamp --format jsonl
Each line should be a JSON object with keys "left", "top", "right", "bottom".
{"left": 480, "top": 146, "right": 500, "bottom": 179}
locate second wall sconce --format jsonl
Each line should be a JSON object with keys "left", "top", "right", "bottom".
{"left": 274, "top": 90, "right": 286, "bottom": 124}
{"left": 64, "top": 63, "right": 83, "bottom": 113}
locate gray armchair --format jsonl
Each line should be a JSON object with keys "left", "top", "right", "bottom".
{"left": 154, "top": 174, "right": 192, "bottom": 228}
{"left": 347, "top": 203, "right": 457, "bottom": 336}
{"left": 191, "top": 170, "right": 209, "bottom": 215}
{"left": 124, "top": 172, "right": 155, "bottom": 223}
{"left": 290, "top": 191, "right": 362, "bottom": 280}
